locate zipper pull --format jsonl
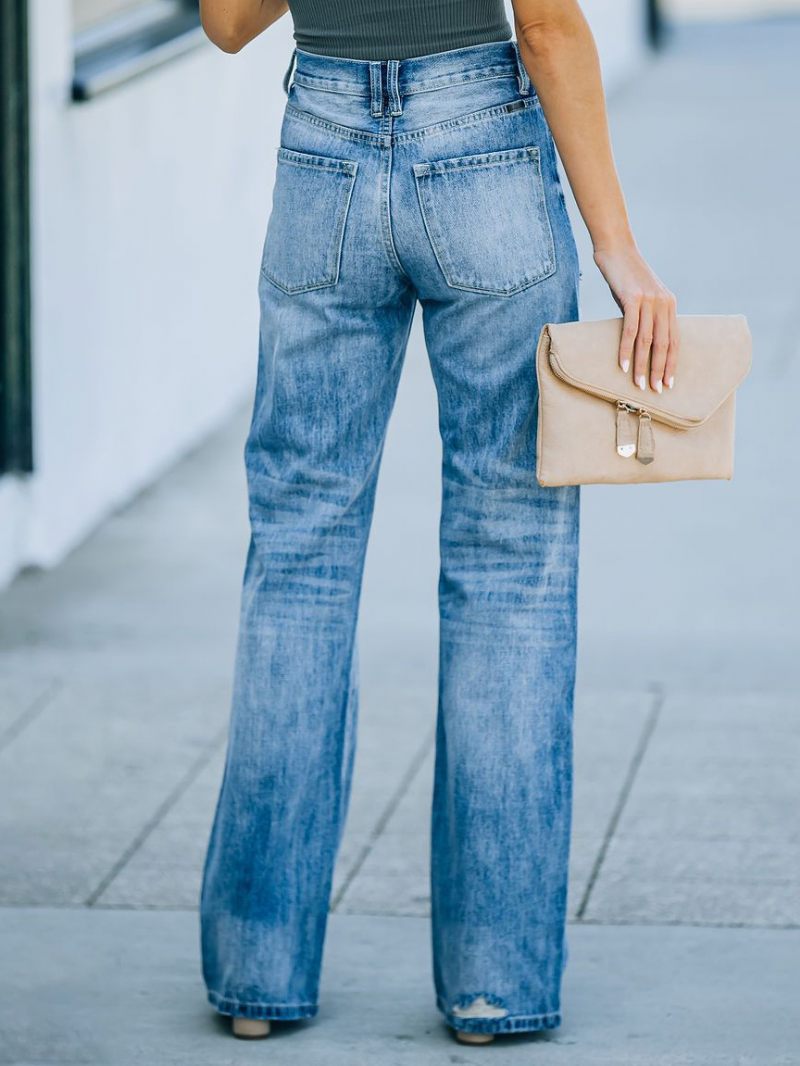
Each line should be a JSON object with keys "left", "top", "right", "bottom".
{"left": 636, "top": 409, "right": 655, "bottom": 464}
{"left": 616, "top": 400, "right": 638, "bottom": 458}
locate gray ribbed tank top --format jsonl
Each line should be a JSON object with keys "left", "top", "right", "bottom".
{"left": 285, "top": 0, "right": 513, "bottom": 61}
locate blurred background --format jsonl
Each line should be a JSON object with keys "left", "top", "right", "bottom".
{"left": 1, "top": 1, "right": 799, "bottom": 1063}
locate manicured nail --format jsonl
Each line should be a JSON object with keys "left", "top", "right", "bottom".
{"left": 654, "top": 379, "right": 662, "bottom": 394}
{"left": 621, "top": 358, "right": 630, "bottom": 373}
{"left": 638, "top": 375, "right": 646, "bottom": 390}
{"left": 668, "top": 376, "right": 674, "bottom": 389}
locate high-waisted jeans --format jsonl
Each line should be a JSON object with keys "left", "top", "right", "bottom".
{"left": 199, "top": 37, "right": 581, "bottom": 1037}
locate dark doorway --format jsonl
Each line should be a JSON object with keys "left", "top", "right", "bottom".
{"left": 1, "top": 0, "right": 33, "bottom": 474}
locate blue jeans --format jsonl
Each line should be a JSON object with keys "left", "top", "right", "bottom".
{"left": 199, "top": 38, "right": 581, "bottom": 1037}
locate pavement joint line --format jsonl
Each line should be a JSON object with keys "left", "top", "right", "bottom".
{"left": 83, "top": 720, "right": 230, "bottom": 907}
{"left": 2, "top": 902, "right": 799, "bottom": 933}
{"left": 0, "top": 676, "right": 63, "bottom": 754}
{"left": 330, "top": 720, "right": 436, "bottom": 913}
{"left": 568, "top": 916, "right": 800, "bottom": 930}
{"left": 574, "top": 682, "right": 665, "bottom": 921}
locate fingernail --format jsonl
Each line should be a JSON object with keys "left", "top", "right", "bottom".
{"left": 668, "top": 376, "right": 674, "bottom": 389}
{"left": 638, "top": 375, "right": 646, "bottom": 390}
{"left": 654, "top": 379, "right": 662, "bottom": 394}
{"left": 621, "top": 358, "right": 630, "bottom": 373}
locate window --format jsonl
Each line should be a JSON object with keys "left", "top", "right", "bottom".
{"left": 72, "top": 0, "right": 204, "bottom": 102}
{"left": 73, "top": 1, "right": 158, "bottom": 34}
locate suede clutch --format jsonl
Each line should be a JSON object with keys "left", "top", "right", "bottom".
{"left": 535, "top": 315, "right": 752, "bottom": 486}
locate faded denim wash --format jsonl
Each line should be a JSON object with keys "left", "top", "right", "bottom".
{"left": 199, "top": 38, "right": 581, "bottom": 1037}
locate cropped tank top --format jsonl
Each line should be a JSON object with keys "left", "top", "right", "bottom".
{"left": 284, "top": 0, "right": 514, "bottom": 61}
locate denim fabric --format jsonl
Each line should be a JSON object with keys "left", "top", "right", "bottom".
{"left": 199, "top": 38, "right": 581, "bottom": 1036}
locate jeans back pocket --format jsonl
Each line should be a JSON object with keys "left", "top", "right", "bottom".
{"left": 412, "top": 145, "right": 556, "bottom": 296}
{"left": 261, "top": 147, "right": 358, "bottom": 294}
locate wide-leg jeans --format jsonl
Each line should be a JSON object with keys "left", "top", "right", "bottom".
{"left": 200, "top": 37, "right": 581, "bottom": 1037}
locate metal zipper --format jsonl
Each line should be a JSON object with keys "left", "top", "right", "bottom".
{"left": 548, "top": 350, "right": 700, "bottom": 430}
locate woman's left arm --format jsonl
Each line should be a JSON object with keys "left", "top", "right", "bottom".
{"left": 512, "top": 0, "right": 678, "bottom": 393}
{"left": 199, "top": 0, "right": 289, "bottom": 54}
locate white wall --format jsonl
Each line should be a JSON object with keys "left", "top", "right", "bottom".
{"left": 0, "top": 1, "right": 647, "bottom": 589}
{"left": 578, "top": 0, "right": 648, "bottom": 89}
{"left": 0, "top": 2, "right": 296, "bottom": 586}
{"left": 665, "top": 0, "right": 800, "bottom": 16}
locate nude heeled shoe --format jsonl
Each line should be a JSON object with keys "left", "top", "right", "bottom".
{"left": 231, "top": 1017, "right": 271, "bottom": 1039}
{"left": 454, "top": 1029, "right": 496, "bottom": 1044}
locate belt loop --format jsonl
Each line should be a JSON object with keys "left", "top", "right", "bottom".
{"left": 512, "top": 39, "right": 531, "bottom": 96}
{"left": 369, "top": 62, "right": 383, "bottom": 116}
{"left": 386, "top": 59, "right": 402, "bottom": 115}
{"left": 282, "top": 47, "right": 297, "bottom": 97}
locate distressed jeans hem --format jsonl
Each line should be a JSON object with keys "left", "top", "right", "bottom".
{"left": 207, "top": 989, "right": 319, "bottom": 1021}
{"left": 437, "top": 994, "right": 562, "bottom": 1034}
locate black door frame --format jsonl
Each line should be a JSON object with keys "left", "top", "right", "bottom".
{"left": 1, "top": 0, "right": 33, "bottom": 474}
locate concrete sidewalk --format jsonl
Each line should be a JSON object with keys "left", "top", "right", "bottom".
{"left": 1, "top": 19, "right": 799, "bottom": 1066}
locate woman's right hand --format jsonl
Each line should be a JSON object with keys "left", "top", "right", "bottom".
{"left": 593, "top": 242, "right": 679, "bottom": 395}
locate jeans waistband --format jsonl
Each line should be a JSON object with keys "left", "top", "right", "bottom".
{"left": 281, "top": 39, "right": 531, "bottom": 117}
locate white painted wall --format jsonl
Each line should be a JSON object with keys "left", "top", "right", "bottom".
{"left": 578, "top": 0, "right": 649, "bottom": 89}
{"left": 0, "top": 1, "right": 647, "bottom": 589}
{"left": 0, "top": 2, "right": 296, "bottom": 586}
{"left": 665, "top": 0, "right": 800, "bottom": 16}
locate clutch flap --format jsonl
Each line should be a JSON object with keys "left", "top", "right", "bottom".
{"left": 544, "top": 314, "right": 752, "bottom": 427}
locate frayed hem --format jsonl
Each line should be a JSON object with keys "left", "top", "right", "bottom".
{"left": 207, "top": 989, "right": 318, "bottom": 1021}
{"left": 437, "top": 993, "right": 561, "bottom": 1034}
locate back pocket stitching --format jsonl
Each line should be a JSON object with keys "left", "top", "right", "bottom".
{"left": 413, "top": 144, "right": 556, "bottom": 296}
{"left": 261, "top": 149, "right": 358, "bottom": 294}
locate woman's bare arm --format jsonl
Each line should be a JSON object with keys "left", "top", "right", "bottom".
{"left": 199, "top": 0, "right": 288, "bottom": 54}
{"left": 511, "top": 0, "right": 677, "bottom": 392}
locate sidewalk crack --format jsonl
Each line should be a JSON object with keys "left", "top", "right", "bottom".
{"left": 330, "top": 721, "right": 435, "bottom": 912}
{"left": 0, "top": 677, "right": 62, "bottom": 754}
{"left": 84, "top": 720, "right": 229, "bottom": 907}
{"left": 574, "top": 682, "right": 665, "bottom": 921}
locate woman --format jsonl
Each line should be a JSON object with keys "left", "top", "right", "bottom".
{"left": 197, "top": 0, "right": 678, "bottom": 1046}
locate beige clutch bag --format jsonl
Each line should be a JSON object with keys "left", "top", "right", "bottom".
{"left": 535, "top": 314, "right": 752, "bottom": 486}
